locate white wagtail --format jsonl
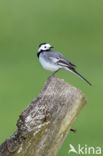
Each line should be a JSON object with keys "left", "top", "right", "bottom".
{"left": 37, "top": 43, "right": 91, "bottom": 85}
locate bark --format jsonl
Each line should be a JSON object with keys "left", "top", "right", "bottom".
{"left": 0, "top": 75, "right": 86, "bottom": 156}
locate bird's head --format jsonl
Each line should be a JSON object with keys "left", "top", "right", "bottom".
{"left": 38, "top": 43, "right": 53, "bottom": 53}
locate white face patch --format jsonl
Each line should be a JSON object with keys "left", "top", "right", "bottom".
{"left": 38, "top": 43, "right": 52, "bottom": 52}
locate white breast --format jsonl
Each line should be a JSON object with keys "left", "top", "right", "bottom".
{"left": 39, "top": 56, "right": 59, "bottom": 71}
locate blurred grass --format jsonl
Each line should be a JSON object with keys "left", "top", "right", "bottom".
{"left": 0, "top": 0, "right": 103, "bottom": 155}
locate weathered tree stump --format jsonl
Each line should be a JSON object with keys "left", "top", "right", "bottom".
{"left": 0, "top": 75, "right": 86, "bottom": 156}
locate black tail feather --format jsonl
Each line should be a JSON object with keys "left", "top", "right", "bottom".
{"left": 71, "top": 69, "right": 92, "bottom": 86}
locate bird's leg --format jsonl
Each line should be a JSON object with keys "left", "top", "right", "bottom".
{"left": 48, "top": 69, "right": 60, "bottom": 81}
{"left": 52, "top": 69, "right": 60, "bottom": 76}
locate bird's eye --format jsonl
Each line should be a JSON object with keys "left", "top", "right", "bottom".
{"left": 44, "top": 46, "right": 46, "bottom": 48}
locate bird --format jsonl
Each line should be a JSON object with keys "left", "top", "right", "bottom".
{"left": 37, "top": 43, "right": 92, "bottom": 85}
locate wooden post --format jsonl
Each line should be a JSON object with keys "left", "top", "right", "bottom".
{"left": 0, "top": 75, "right": 86, "bottom": 156}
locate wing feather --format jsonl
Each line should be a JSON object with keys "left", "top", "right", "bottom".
{"left": 57, "top": 59, "right": 76, "bottom": 70}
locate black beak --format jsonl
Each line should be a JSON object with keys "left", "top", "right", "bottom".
{"left": 51, "top": 46, "right": 54, "bottom": 48}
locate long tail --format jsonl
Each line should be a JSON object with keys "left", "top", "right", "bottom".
{"left": 69, "top": 68, "right": 92, "bottom": 86}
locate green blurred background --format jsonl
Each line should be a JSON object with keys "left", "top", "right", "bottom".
{"left": 0, "top": 0, "right": 103, "bottom": 155}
